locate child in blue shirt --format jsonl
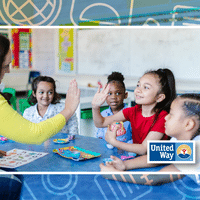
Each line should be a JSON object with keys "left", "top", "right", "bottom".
{"left": 95, "top": 72, "right": 132, "bottom": 148}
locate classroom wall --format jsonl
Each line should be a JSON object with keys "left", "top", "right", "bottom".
{"left": 31, "top": 28, "right": 200, "bottom": 93}
{"left": 5, "top": 28, "right": 200, "bottom": 92}
{"left": 32, "top": 28, "right": 200, "bottom": 80}
{"left": 32, "top": 29, "right": 56, "bottom": 76}
{"left": 77, "top": 28, "right": 200, "bottom": 80}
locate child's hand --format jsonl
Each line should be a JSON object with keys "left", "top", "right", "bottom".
{"left": 99, "top": 162, "right": 121, "bottom": 172}
{"left": 92, "top": 84, "right": 110, "bottom": 109}
{"left": 66, "top": 79, "right": 80, "bottom": 111}
{"left": 61, "top": 79, "right": 80, "bottom": 119}
{"left": 0, "top": 150, "right": 6, "bottom": 157}
{"left": 105, "top": 123, "right": 119, "bottom": 145}
{"left": 109, "top": 155, "right": 126, "bottom": 171}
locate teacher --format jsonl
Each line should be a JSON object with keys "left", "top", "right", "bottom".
{"left": 0, "top": 35, "right": 80, "bottom": 144}
{"left": 0, "top": 35, "right": 80, "bottom": 200}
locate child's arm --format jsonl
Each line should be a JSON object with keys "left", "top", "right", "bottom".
{"left": 92, "top": 84, "right": 126, "bottom": 127}
{"left": 100, "top": 155, "right": 159, "bottom": 172}
{"left": 100, "top": 158, "right": 183, "bottom": 185}
{"left": 106, "top": 124, "right": 165, "bottom": 155}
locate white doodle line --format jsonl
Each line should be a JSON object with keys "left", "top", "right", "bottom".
{"left": 1, "top": 0, "right": 62, "bottom": 26}
{"left": 128, "top": 0, "right": 134, "bottom": 25}
{"left": 195, "top": 174, "right": 200, "bottom": 184}
{"left": 23, "top": 181, "right": 38, "bottom": 200}
{"left": 172, "top": 178, "right": 200, "bottom": 199}
{"left": 94, "top": 174, "right": 153, "bottom": 200}
{"left": 41, "top": 174, "right": 78, "bottom": 196}
{"left": 171, "top": 5, "right": 200, "bottom": 26}
{"left": 70, "top": 0, "right": 134, "bottom": 26}
{"left": 79, "top": 3, "right": 121, "bottom": 25}
{"left": 143, "top": 18, "right": 160, "bottom": 26}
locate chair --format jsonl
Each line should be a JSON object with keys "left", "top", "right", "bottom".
{"left": 28, "top": 90, "right": 32, "bottom": 98}
{"left": 18, "top": 90, "right": 33, "bottom": 115}
{"left": 3, "top": 88, "right": 17, "bottom": 110}
{"left": 19, "top": 99, "right": 31, "bottom": 115}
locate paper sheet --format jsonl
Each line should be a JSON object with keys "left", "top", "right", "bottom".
{"left": 0, "top": 149, "right": 48, "bottom": 168}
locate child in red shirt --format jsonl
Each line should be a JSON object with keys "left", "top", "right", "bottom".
{"left": 92, "top": 68, "right": 176, "bottom": 155}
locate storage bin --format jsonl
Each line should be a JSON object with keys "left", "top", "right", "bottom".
{"left": 81, "top": 106, "right": 109, "bottom": 119}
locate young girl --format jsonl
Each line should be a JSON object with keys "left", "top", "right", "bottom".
{"left": 100, "top": 93, "right": 200, "bottom": 185}
{"left": 92, "top": 68, "right": 176, "bottom": 155}
{"left": 23, "top": 76, "right": 78, "bottom": 135}
{"left": 95, "top": 72, "right": 132, "bottom": 148}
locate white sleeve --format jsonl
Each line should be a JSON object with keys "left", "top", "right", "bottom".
{"left": 23, "top": 107, "right": 31, "bottom": 120}
{"left": 66, "top": 113, "right": 79, "bottom": 135}
{"left": 174, "top": 140, "right": 200, "bottom": 184}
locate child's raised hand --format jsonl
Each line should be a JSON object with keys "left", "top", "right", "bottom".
{"left": 0, "top": 150, "right": 6, "bottom": 157}
{"left": 61, "top": 79, "right": 80, "bottom": 119}
{"left": 92, "top": 84, "right": 110, "bottom": 109}
{"left": 65, "top": 79, "right": 80, "bottom": 111}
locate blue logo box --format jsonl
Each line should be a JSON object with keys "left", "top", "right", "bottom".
{"left": 147, "top": 141, "right": 195, "bottom": 163}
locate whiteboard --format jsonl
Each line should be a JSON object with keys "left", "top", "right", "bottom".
{"left": 77, "top": 29, "right": 131, "bottom": 76}
{"left": 77, "top": 28, "right": 200, "bottom": 80}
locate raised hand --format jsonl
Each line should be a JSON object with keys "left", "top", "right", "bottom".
{"left": 65, "top": 79, "right": 80, "bottom": 113}
{"left": 92, "top": 84, "right": 110, "bottom": 109}
{"left": 61, "top": 79, "right": 80, "bottom": 120}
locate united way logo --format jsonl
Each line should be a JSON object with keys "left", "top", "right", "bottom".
{"left": 177, "top": 144, "right": 191, "bottom": 159}
{"left": 147, "top": 141, "right": 195, "bottom": 164}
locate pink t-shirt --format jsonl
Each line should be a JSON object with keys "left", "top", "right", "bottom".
{"left": 122, "top": 104, "right": 169, "bottom": 144}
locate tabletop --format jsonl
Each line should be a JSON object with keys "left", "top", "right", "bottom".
{"left": 1, "top": 133, "right": 165, "bottom": 172}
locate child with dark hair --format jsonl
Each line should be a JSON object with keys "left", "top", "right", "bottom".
{"left": 95, "top": 72, "right": 132, "bottom": 148}
{"left": 23, "top": 76, "right": 78, "bottom": 135}
{"left": 100, "top": 93, "right": 200, "bottom": 185}
{"left": 92, "top": 68, "right": 176, "bottom": 155}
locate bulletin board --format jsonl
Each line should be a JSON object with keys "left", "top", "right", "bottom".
{"left": 11, "top": 28, "right": 32, "bottom": 69}
{"left": 57, "top": 28, "right": 75, "bottom": 74}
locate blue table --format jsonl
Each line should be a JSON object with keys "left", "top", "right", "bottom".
{"left": 1, "top": 133, "right": 165, "bottom": 172}
{"left": 0, "top": 133, "right": 163, "bottom": 172}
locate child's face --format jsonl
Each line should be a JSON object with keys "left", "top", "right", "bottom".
{"left": 165, "top": 98, "right": 186, "bottom": 138}
{"left": 106, "top": 81, "right": 127, "bottom": 112}
{"left": 34, "top": 81, "right": 54, "bottom": 107}
{"left": 134, "top": 74, "right": 164, "bottom": 106}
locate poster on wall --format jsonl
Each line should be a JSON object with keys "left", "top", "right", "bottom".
{"left": 57, "top": 28, "right": 75, "bottom": 74}
{"left": 11, "top": 28, "right": 32, "bottom": 69}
